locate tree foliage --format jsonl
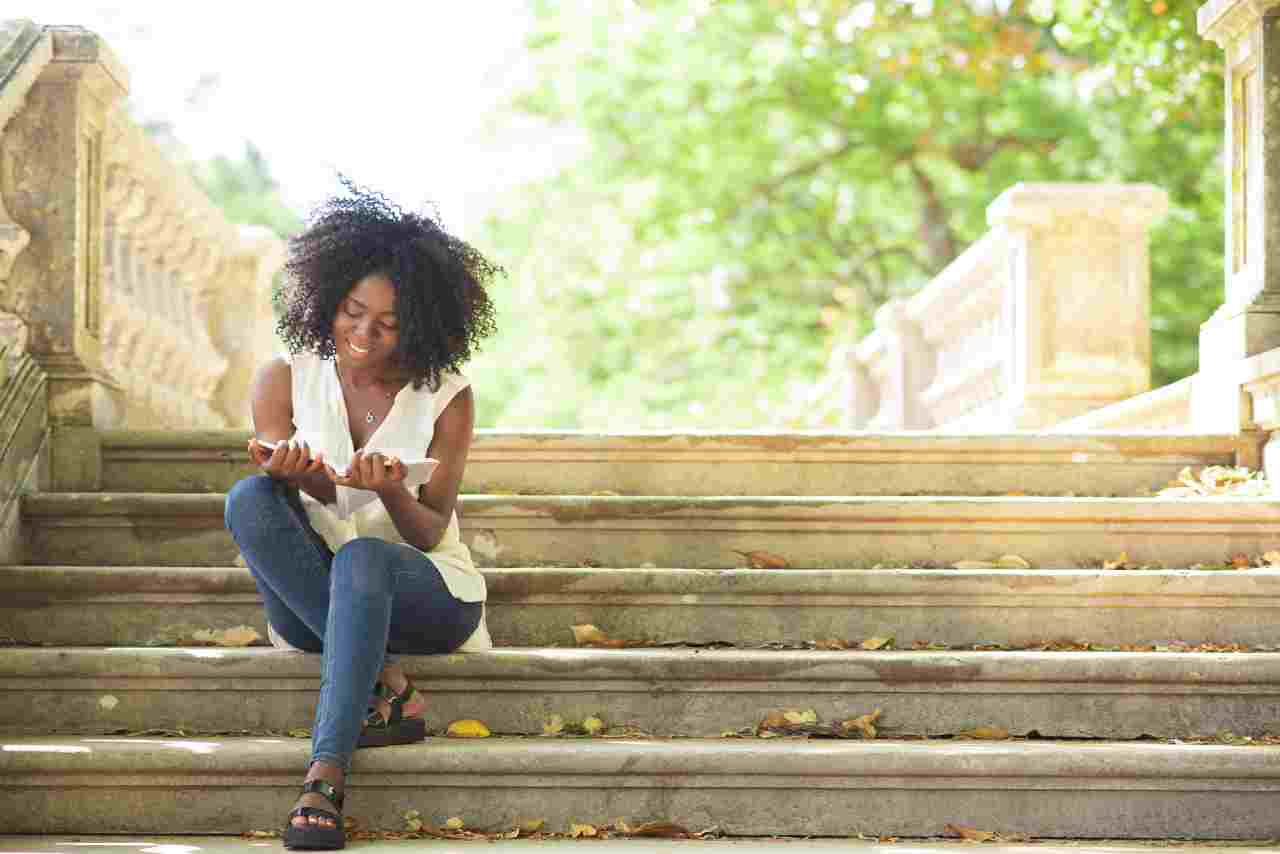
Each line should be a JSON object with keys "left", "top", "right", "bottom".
{"left": 468, "top": 0, "right": 1225, "bottom": 428}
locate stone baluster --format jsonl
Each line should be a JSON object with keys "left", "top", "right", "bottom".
{"left": 865, "top": 299, "right": 935, "bottom": 430}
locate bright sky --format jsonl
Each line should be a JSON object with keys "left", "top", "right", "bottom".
{"left": 23, "top": 2, "right": 577, "bottom": 237}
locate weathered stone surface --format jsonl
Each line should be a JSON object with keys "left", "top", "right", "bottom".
{"left": 4, "top": 646, "right": 1280, "bottom": 739}
{"left": 1, "top": 736, "right": 1279, "bottom": 837}
{"left": 0, "top": 349, "right": 45, "bottom": 563}
{"left": 6, "top": 565, "right": 1280, "bottom": 649}
{"left": 21, "top": 492, "right": 1280, "bottom": 568}
{"left": 98, "top": 429, "right": 1258, "bottom": 496}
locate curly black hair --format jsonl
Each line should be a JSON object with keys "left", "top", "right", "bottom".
{"left": 276, "top": 176, "right": 500, "bottom": 391}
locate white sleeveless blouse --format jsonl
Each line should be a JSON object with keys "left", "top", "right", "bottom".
{"left": 267, "top": 350, "right": 491, "bottom": 652}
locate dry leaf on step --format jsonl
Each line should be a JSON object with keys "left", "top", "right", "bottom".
{"left": 582, "top": 715, "right": 606, "bottom": 735}
{"left": 734, "top": 549, "right": 790, "bottom": 569}
{"left": 628, "top": 821, "right": 693, "bottom": 838}
{"left": 959, "top": 725, "right": 1011, "bottom": 740}
{"left": 841, "top": 708, "right": 882, "bottom": 738}
{"left": 446, "top": 719, "right": 491, "bottom": 738}
{"left": 814, "top": 638, "right": 851, "bottom": 650}
{"left": 944, "top": 824, "right": 997, "bottom": 842}
{"left": 952, "top": 560, "right": 1000, "bottom": 570}
{"left": 542, "top": 714, "right": 565, "bottom": 736}
{"left": 571, "top": 624, "right": 630, "bottom": 648}
{"left": 783, "top": 709, "right": 818, "bottom": 725}
{"left": 1103, "top": 552, "right": 1130, "bottom": 570}
{"left": 995, "top": 554, "right": 1031, "bottom": 569}
{"left": 443, "top": 817, "right": 465, "bottom": 830}
{"left": 1263, "top": 551, "right": 1280, "bottom": 567}
{"left": 569, "top": 823, "right": 598, "bottom": 838}
{"left": 860, "top": 636, "right": 893, "bottom": 650}
{"left": 1231, "top": 553, "right": 1253, "bottom": 569}
{"left": 519, "top": 819, "right": 546, "bottom": 834}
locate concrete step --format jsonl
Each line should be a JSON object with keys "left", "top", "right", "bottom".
{"left": 5, "top": 565, "right": 1280, "bottom": 648}
{"left": 4, "top": 646, "right": 1280, "bottom": 739}
{"left": 4, "top": 839, "right": 1274, "bottom": 854}
{"left": 100, "top": 429, "right": 1257, "bottom": 497}
{"left": 0, "top": 735, "right": 1277, "bottom": 837}
{"left": 21, "top": 492, "right": 1280, "bottom": 568}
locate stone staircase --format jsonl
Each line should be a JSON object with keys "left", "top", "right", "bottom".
{"left": 4, "top": 430, "right": 1280, "bottom": 839}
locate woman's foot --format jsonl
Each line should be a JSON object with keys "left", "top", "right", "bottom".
{"left": 366, "top": 663, "right": 426, "bottom": 726}
{"left": 290, "top": 761, "right": 345, "bottom": 833}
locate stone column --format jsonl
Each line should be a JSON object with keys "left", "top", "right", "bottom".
{"left": 987, "top": 183, "right": 1168, "bottom": 429}
{"left": 0, "top": 27, "right": 128, "bottom": 488}
{"left": 1193, "top": 2, "right": 1280, "bottom": 429}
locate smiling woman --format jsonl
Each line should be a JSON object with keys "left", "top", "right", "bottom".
{"left": 222, "top": 176, "right": 502, "bottom": 850}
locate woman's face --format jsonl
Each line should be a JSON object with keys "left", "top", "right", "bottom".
{"left": 333, "top": 273, "right": 400, "bottom": 368}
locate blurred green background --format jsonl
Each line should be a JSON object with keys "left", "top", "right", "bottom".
{"left": 184, "top": 0, "right": 1225, "bottom": 430}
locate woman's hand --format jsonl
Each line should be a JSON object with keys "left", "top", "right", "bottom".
{"left": 327, "top": 450, "right": 408, "bottom": 495}
{"left": 248, "top": 437, "right": 328, "bottom": 482}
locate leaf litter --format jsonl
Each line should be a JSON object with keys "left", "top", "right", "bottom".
{"left": 1154, "top": 465, "right": 1271, "bottom": 498}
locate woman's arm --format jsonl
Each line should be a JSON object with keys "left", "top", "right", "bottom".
{"left": 249, "top": 357, "right": 337, "bottom": 506}
{"left": 375, "top": 386, "right": 474, "bottom": 552}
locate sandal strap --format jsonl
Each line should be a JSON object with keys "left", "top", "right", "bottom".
{"left": 300, "top": 778, "right": 343, "bottom": 811}
{"left": 371, "top": 677, "right": 416, "bottom": 728}
{"left": 289, "top": 805, "right": 340, "bottom": 822}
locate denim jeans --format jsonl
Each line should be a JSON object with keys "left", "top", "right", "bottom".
{"left": 224, "top": 474, "right": 482, "bottom": 772}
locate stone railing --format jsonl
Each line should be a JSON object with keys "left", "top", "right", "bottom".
{"left": 0, "top": 20, "right": 284, "bottom": 488}
{"left": 847, "top": 183, "right": 1168, "bottom": 430}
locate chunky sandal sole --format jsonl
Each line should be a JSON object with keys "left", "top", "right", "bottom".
{"left": 357, "top": 714, "right": 426, "bottom": 748}
{"left": 283, "top": 775, "right": 345, "bottom": 850}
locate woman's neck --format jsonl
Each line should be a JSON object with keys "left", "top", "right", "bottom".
{"left": 336, "top": 358, "right": 403, "bottom": 390}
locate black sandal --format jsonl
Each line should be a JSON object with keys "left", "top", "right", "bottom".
{"left": 357, "top": 678, "right": 426, "bottom": 748}
{"left": 283, "top": 769, "right": 345, "bottom": 851}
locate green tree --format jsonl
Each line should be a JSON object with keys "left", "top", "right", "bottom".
{"left": 471, "top": 0, "right": 1224, "bottom": 428}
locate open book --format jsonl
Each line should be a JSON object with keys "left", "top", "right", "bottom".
{"left": 254, "top": 440, "right": 439, "bottom": 518}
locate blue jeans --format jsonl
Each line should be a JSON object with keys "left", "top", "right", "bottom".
{"left": 224, "top": 474, "right": 482, "bottom": 772}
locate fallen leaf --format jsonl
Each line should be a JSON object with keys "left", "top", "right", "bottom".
{"left": 446, "top": 719, "right": 491, "bottom": 738}
{"left": 814, "top": 638, "right": 851, "bottom": 650}
{"left": 571, "top": 623, "right": 630, "bottom": 648}
{"left": 860, "top": 636, "right": 893, "bottom": 650}
{"left": 1232, "top": 553, "right": 1253, "bottom": 569}
{"left": 582, "top": 715, "right": 606, "bottom": 735}
{"left": 287, "top": 728, "right": 311, "bottom": 738}
{"left": 1263, "top": 551, "right": 1280, "bottom": 567}
{"left": 945, "top": 824, "right": 997, "bottom": 842}
{"left": 952, "top": 560, "right": 1000, "bottom": 570}
{"left": 542, "top": 714, "right": 565, "bottom": 736}
{"left": 1103, "top": 552, "right": 1130, "bottom": 570}
{"left": 734, "top": 549, "right": 790, "bottom": 569}
{"left": 444, "top": 817, "right": 465, "bottom": 830}
{"left": 841, "top": 709, "right": 882, "bottom": 739}
{"left": 959, "top": 726, "right": 1011, "bottom": 740}
{"left": 629, "top": 821, "right": 693, "bottom": 838}
{"left": 783, "top": 709, "right": 819, "bottom": 725}
{"left": 995, "top": 554, "right": 1031, "bottom": 569}
{"left": 569, "top": 823, "right": 598, "bottom": 838}
{"left": 519, "top": 819, "right": 546, "bottom": 833}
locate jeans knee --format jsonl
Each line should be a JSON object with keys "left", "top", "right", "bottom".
{"left": 224, "top": 474, "right": 279, "bottom": 533}
{"left": 332, "top": 537, "right": 394, "bottom": 595}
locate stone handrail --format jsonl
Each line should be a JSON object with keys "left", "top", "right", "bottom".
{"left": 0, "top": 20, "right": 284, "bottom": 488}
{"left": 847, "top": 183, "right": 1168, "bottom": 430}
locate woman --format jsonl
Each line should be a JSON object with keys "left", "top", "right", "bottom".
{"left": 223, "top": 179, "right": 499, "bottom": 850}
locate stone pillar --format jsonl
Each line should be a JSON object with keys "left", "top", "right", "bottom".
{"left": 987, "top": 183, "right": 1168, "bottom": 429}
{"left": 1193, "top": 1, "right": 1280, "bottom": 430}
{"left": 0, "top": 27, "right": 128, "bottom": 488}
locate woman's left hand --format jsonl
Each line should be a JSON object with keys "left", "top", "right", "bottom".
{"left": 326, "top": 451, "right": 408, "bottom": 495}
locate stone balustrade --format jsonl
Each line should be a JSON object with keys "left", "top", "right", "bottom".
{"left": 0, "top": 20, "right": 284, "bottom": 488}
{"left": 848, "top": 183, "right": 1168, "bottom": 430}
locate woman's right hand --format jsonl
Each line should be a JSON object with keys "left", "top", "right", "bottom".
{"left": 248, "top": 437, "right": 328, "bottom": 482}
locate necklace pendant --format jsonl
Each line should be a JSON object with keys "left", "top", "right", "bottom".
{"left": 365, "top": 410, "right": 376, "bottom": 424}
